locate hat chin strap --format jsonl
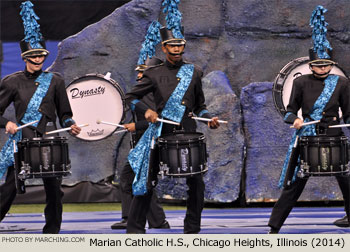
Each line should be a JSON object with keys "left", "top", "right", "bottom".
{"left": 169, "top": 51, "right": 185, "bottom": 56}
{"left": 311, "top": 69, "right": 332, "bottom": 78}
{"left": 25, "top": 57, "right": 46, "bottom": 65}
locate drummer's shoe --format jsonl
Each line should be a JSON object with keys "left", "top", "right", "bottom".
{"left": 149, "top": 220, "right": 170, "bottom": 229}
{"left": 333, "top": 215, "right": 350, "bottom": 227}
{"left": 111, "top": 218, "right": 127, "bottom": 229}
{"left": 268, "top": 227, "right": 280, "bottom": 234}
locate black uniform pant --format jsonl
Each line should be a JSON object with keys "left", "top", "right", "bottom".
{"left": 127, "top": 174, "right": 205, "bottom": 234}
{"left": 120, "top": 161, "right": 166, "bottom": 227}
{"left": 268, "top": 175, "right": 350, "bottom": 230}
{"left": 0, "top": 166, "right": 63, "bottom": 233}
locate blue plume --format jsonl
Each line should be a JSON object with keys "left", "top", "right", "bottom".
{"left": 20, "top": 1, "right": 43, "bottom": 49}
{"left": 137, "top": 21, "right": 161, "bottom": 66}
{"left": 309, "top": 5, "right": 332, "bottom": 59}
{"left": 162, "top": 0, "right": 184, "bottom": 39}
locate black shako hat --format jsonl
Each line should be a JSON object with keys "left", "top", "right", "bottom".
{"left": 309, "top": 48, "right": 335, "bottom": 66}
{"left": 19, "top": 1, "right": 49, "bottom": 58}
{"left": 160, "top": 26, "right": 186, "bottom": 46}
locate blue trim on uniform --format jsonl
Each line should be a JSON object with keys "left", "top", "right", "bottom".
{"left": 63, "top": 118, "right": 75, "bottom": 127}
{"left": 198, "top": 109, "right": 209, "bottom": 118}
{"left": 130, "top": 99, "right": 140, "bottom": 111}
{"left": 284, "top": 112, "right": 292, "bottom": 121}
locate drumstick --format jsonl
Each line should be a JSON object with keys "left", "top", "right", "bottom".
{"left": 45, "top": 124, "right": 89, "bottom": 135}
{"left": 329, "top": 124, "right": 350, "bottom": 128}
{"left": 96, "top": 120, "right": 125, "bottom": 129}
{"left": 156, "top": 118, "right": 180, "bottom": 126}
{"left": 17, "top": 120, "right": 39, "bottom": 130}
{"left": 290, "top": 120, "right": 320, "bottom": 128}
{"left": 113, "top": 129, "right": 128, "bottom": 134}
{"left": 191, "top": 116, "right": 228, "bottom": 124}
{"left": 5, "top": 120, "right": 39, "bottom": 134}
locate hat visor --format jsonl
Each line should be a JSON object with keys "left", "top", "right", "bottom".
{"left": 162, "top": 39, "right": 186, "bottom": 46}
{"left": 309, "top": 59, "right": 336, "bottom": 66}
{"left": 22, "top": 49, "right": 49, "bottom": 58}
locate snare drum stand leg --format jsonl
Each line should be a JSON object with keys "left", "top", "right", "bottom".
{"left": 188, "top": 143, "right": 193, "bottom": 176}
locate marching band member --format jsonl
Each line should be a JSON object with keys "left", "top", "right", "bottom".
{"left": 268, "top": 6, "right": 350, "bottom": 233}
{"left": 0, "top": 1, "right": 80, "bottom": 233}
{"left": 125, "top": 1, "right": 219, "bottom": 233}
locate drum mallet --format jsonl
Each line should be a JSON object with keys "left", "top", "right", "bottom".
{"left": 45, "top": 124, "right": 89, "bottom": 135}
{"left": 290, "top": 120, "right": 320, "bottom": 128}
{"left": 96, "top": 120, "right": 125, "bottom": 129}
{"left": 191, "top": 117, "right": 228, "bottom": 124}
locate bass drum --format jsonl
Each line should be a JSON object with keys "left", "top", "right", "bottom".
{"left": 273, "top": 57, "right": 348, "bottom": 118}
{"left": 66, "top": 73, "right": 125, "bottom": 141}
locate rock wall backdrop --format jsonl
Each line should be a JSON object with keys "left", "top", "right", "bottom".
{"left": 2, "top": 0, "right": 350, "bottom": 203}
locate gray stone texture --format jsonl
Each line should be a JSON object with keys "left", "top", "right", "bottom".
{"left": 6, "top": 0, "right": 347, "bottom": 202}
{"left": 242, "top": 82, "right": 345, "bottom": 202}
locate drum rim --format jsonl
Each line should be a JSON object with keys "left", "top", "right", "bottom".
{"left": 66, "top": 73, "right": 126, "bottom": 142}
{"left": 299, "top": 135, "right": 348, "bottom": 141}
{"left": 272, "top": 57, "right": 349, "bottom": 118}
{"left": 19, "top": 136, "right": 68, "bottom": 141}
{"left": 158, "top": 131, "right": 205, "bottom": 142}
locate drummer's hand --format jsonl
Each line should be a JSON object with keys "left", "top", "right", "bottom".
{"left": 293, "top": 118, "right": 304, "bottom": 129}
{"left": 5, "top": 121, "right": 18, "bottom": 134}
{"left": 124, "top": 123, "right": 136, "bottom": 132}
{"left": 208, "top": 117, "right": 220, "bottom": 129}
{"left": 70, "top": 124, "right": 81, "bottom": 135}
{"left": 145, "top": 109, "right": 158, "bottom": 123}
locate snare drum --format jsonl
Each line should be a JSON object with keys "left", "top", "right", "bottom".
{"left": 273, "top": 57, "right": 347, "bottom": 118}
{"left": 299, "top": 136, "right": 349, "bottom": 176}
{"left": 16, "top": 137, "right": 71, "bottom": 179}
{"left": 158, "top": 132, "right": 208, "bottom": 177}
{"left": 66, "top": 73, "right": 125, "bottom": 141}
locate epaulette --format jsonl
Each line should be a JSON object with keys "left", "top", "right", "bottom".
{"left": 144, "top": 62, "right": 164, "bottom": 72}
{"left": 1, "top": 71, "right": 23, "bottom": 81}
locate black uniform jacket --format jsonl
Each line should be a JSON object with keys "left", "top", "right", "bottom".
{"left": 284, "top": 74, "right": 350, "bottom": 135}
{"left": 125, "top": 59, "right": 210, "bottom": 132}
{"left": 0, "top": 69, "right": 74, "bottom": 134}
{"left": 132, "top": 93, "right": 156, "bottom": 144}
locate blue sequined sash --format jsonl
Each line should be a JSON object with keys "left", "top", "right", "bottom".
{"left": 0, "top": 72, "right": 53, "bottom": 179}
{"left": 278, "top": 75, "right": 339, "bottom": 188}
{"left": 129, "top": 64, "right": 194, "bottom": 195}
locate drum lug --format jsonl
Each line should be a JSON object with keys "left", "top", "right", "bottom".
{"left": 159, "top": 162, "right": 169, "bottom": 178}
{"left": 18, "top": 162, "right": 31, "bottom": 180}
{"left": 297, "top": 169, "right": 305, "bottom": 178}
{"left": 298, "top": 163, "right": 308, "bottom": 178}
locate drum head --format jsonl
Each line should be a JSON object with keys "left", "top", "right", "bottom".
{"left": 273, "top": 57, "right": 348, "bottom": 118}
{"left": 66, "top": 74, "right": 125, "bottom": 141}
